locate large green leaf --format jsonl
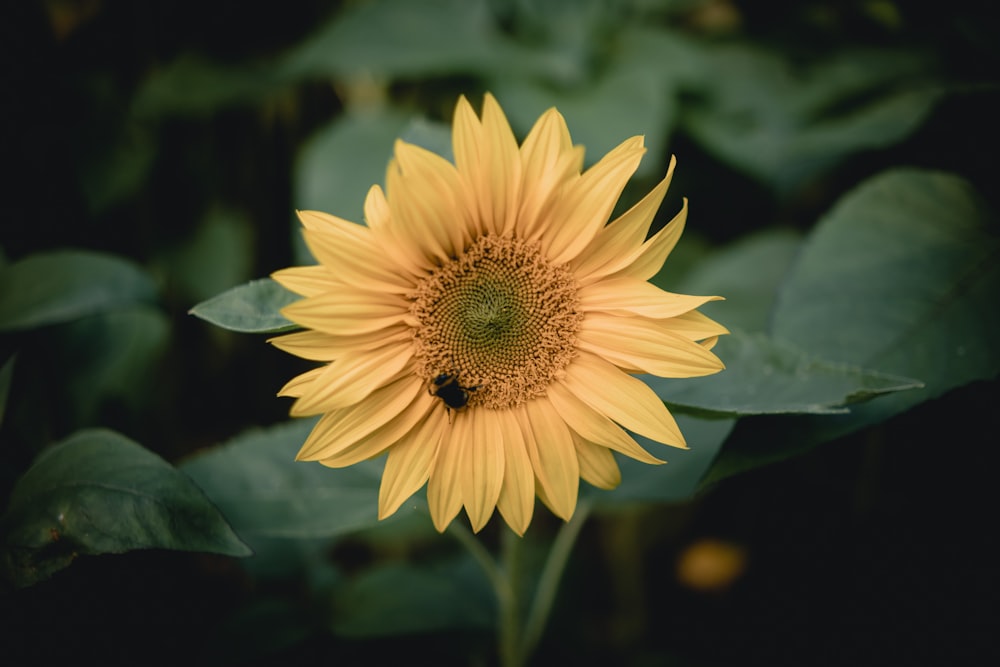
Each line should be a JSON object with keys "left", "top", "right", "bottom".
{"left": 329, "top": 556, "right": 494, "bottom": 638}
{"left": 133, "top": 55, "right": 284, "bottom": 117}
{"left": 666, "top": 228, "right": 803, "bottom": 333}
{"left": 180, "top": 419, "right": 414, "bottom": 546}
{"left": 188, "top": 278, "right": 299, "bottom": 334}
{"left": 162, "top": 207, "right": 256, "bottom": 304}
{"left": 293, "top": 108, "right": 412, "bottom": 240}
{"left": 490, "top": 25, "right": 681, "bottom": 178}
{"left": 0, "top": 250, "right": 157, "bottom": 332}
{"left": 589, "top": 414, "right": 735, "bottom": 507}
{"left": 51, "top": 306, "right": 171, "bottom": 425}
{"left": 281, "top": 0, "right": 525, "bottom": 80}
{"left": 680, "top": 45, "right": 942, "bottom": 192}
{"left": 771, "top": 169, "right": 999, "bottom": 429}
{"left": 0, "top": 429, "right": 251, "bottom": 588}
{"left": 645, "top": 331, "right": 922, "bottom": 417}
{"left": 705, "top": 169, "right": 999, "bottom": 483}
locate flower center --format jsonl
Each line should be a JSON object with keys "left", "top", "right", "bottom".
{"left": 411, "top": 234, "right": 582, "bottom": 409}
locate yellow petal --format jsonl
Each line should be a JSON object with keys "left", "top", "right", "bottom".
{"left": 290, "top": 340, "right": 413, "bottom": 415}
{"left": 271, "top": 265, "right": 335, "bottom": 297}
{"left": 280, "top": 289, "right": 408, "bottom": 336}
{"left": 516, "top": 400, "right": 579, "bottom": 521}
{"left": 578, "top": 277, "right": 722, "bottom": 319}
{"left": 613, "top": 199, "right": 688, "bottom": 282}
{"left": 659, "top": 310, "right": 731, "bottom": 341}
{"left": 544, "top": 136, "right": 646, "bottom": 266}
{"left": 453, "top": 94, "right": 522, "bottom": 237}
{"left": 317, "top": 387, "right": 436, "bottom": 468}
{"left": 460, "top": 410, "right": 505, "bottom": 533}
{"left": 268, "top": 325, "right": 412, "bottom": 360}
{"left": 378, "top": 407, "right": 448, "bottom": 519}
{"left": 392, "top": 140, "right": 472, "bottom": 261}
{"left": 494, "top": 408, "right": 535, "bottom": 536}
{"left": 517, "top": 107, "right": 580, "bottom": 239}
{"left": 578, "top": 314, "right": 726, "bottom": 378}
{"left": 297, "top": 209, "right": 362, "bottom": 234}
{"left": 277, "top": 366, "right": 324, "bottom": 398}
{"left": 545, "top": 381, "right": 664, "bottom": 465}
{"left": 562, "top": 352, "right": 687, "bottom": 449}
{"left": 480, "top": 93, "right": 523, "bottom": 236}
{"left": 302, "top": 226, "right": 414, "bottom": 293}
{"left": 573, "top": 434, "right": 621, "bottom": 490}
{"left": 362, "top": 184, "right": 428, "bottom": 279}
{"left": 451, "top": 95, "right": 489, "bottom": 238}
{"left": 573, "top": 156, "right": 676, "bottom": 284}
{"left": 295, "top": 374, "right": 423, "bottom": 461}
{"left": 427, "top": 418, "right": 465, "bottom": 532}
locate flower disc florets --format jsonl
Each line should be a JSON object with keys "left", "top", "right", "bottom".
{"left": 411, "top": 234, "right": 582, "bottom": 409}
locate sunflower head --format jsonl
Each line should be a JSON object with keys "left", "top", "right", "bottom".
{"left": 270, "top": 94, "right": 727, "bottom": 535}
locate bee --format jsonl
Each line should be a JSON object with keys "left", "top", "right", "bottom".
{"left": 429, "top": 372, "right": 479, "bottom": 417}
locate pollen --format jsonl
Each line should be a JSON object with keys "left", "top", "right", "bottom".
{"left": 411, "top": 234, "right": 582, "bottom": 409}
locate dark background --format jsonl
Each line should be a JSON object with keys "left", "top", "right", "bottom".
{"left": 3, "top": 1, "right": 998, "bottom": 665}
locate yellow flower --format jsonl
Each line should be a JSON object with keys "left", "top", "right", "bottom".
{"left": 270, "top": 94, "right": 726, "bottom": 535}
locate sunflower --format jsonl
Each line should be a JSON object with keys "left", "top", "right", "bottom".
{"left": 270, "top": 94, "right": 726, "bottom": 535}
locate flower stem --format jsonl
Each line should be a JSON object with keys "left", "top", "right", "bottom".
{"left": 498, "top": 527, "right": 524, "bottom": 667}
{"left": 450, "top": 501, "right": 593, "bottom": 667}
{"left": 519, "top": 498, "right": 592, "bottom": 660}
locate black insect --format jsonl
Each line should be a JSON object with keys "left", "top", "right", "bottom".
{"left": 429, "top": 372, "right": 479, "bottom": 415}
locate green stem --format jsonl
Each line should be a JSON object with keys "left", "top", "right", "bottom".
{"left": 447, "top": 522, "right": 521, "bottom": 667}
{"left": 499, "top": 527, "right": 524, "bottom": 667}
{"left": 520, "top": 498, "right": 593, "bottom": 660}
{"left": 449, "top": 500, "right": 593, "bottom": 667}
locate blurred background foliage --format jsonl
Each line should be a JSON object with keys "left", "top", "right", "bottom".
{"left": 1, "top": 0, "right": 998, "bottom": 665}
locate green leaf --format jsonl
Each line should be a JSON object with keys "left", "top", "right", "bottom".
{"left": 180, "top": 419, "right": 414, "bottom": 546}
{"left": 293, "top": 108, "right": 412, "bottom": 239}
{"left": 189, "top": 278, "right": 299, "bottom": 334}
{"left": 133, "top": 55, "right": 283, "bottom": 117}
{"left": 78, "top": 121, "right": 158, "bottom": 213}
{"left": 0, "top": 250, "right": 157, "bottom": 332}
{"left": 329, "top": 556, "right": 494, "bottom": 638}
{"left": 589, "top": 414, "right": 735, "bottom": 507}
{"left": 668, "top": 228, "right": 803, "bottom": 333}
{"left": 705, "top": 170, "right": 999, "bottom": 483}
{"left": 644, "top": 331, "right": 922, "bottom": 417}
{"left": 281, "top": 0, "right": 522, "bottom": 80}
{"left": 771, "top": 169, "right": 999, "bottom": 429}
{"left": 163, "top": 207, "right": 256, "bottom": 303}
{"left": 0, "top": 429, "right": 251, "bottom": 588}
{"left": 491, "top": 26, "right": 682, "bottom": 178}
{"left": 681, "top": 45, "right": 942, "bottom": 192}
{"left": 52, "top": 306, "right": 171, "bottom": 425}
